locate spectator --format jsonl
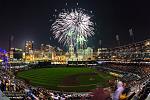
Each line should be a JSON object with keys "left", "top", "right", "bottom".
{"left": 113, "top": 81, "right": 124, "bottom": 100}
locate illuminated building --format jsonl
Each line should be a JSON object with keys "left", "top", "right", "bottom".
{"left": 51, "top": 55, "right": 67, "bottom": 64}
{"left": 77, "top": 47, "right": 94, "bottom": 61}
{"left": 9, "top": 48, "right": 23, "bottom": 62}
{"left": 24, "top": 41, "right": 34, "bottom": 62}
{"left": 25, "top": 41, "right": 34, "bottom": 54}
{"left": 41, "top": 44, "right": 44, "bottom": 51}
{"left": 0, "top": 48, "right": 8, "bottom": 68}
{"left": 40, "top": 44, "right": 54, "bottom": 52}
{"left": 97, "top": 48, "right": 110, "bottom": 61}
{"left": 84, "top": 47, "right": 94, "bottom": 60}
{"left": 68, "top": 44, "right": 76, "bottom": 61}
{"left": 41, "top": 44, "right": 54, "bottom": 60}
{"left": 68, "top": 46, "right": 94, "bottom": 61}
{"left": 32, "top": 44, "right": 55, "bottom": 61}
{"left": 52, "top": 47, "right": 67, "bottom": 63}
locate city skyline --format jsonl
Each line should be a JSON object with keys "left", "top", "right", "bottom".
{"left": 0, "top": 0, "right": 150, "bottom": 50}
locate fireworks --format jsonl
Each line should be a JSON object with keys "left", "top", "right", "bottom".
{"left": 51, "top": 8, "right": 95, "bottom": 47}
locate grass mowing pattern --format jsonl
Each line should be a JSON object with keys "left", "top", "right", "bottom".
{"left": 16, "top": 67, "right": 112, "bottom": 92}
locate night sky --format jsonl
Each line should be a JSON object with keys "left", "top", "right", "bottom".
{"left": 0, "top": 0, "right": 150, "bottom": 50}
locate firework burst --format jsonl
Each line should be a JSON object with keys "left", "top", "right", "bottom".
{"left": 51, "top": 8, "right": 95, "bottom": 46}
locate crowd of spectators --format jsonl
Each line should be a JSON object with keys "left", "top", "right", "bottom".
{"left": 137, "top": 80, "right": 150, "bottom": 100}
{"left": 0, "top": 62, "right": 149, "bottom": 100}
{"left": 0, "top": 68, "right": 94, "bottom": 100}
{"left": 97, "top": 62, "right": 150, "bottom": 100}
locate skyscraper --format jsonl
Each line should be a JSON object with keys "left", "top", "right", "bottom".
{"left": 25, "top": 41, "right": 34, "bottom": 53}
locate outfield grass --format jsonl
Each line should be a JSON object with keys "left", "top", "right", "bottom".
{"left": 16, "top": 67, "right": 113, "bottom": 92}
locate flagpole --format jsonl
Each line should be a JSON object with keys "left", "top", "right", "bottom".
{"left": 129, "top": 28, "right": 134, "bottom": 43}
{"left": 99, "top": 40, "right": 102, "bottom": 49}
{"left": 116, "top": 34, "right": 120, "bottom": 46}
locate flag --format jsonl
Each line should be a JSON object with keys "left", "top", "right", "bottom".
{"left": 10, "top": 35, "right": 14, "bottom": 41}
{"left": 99, "top": 40, "right": 102, "bottom": 46}
{"left": 116, "top": 34, "right": 119, "bottom": 41}
{"left": 129, "top": 28, "right": 133, "bottom": 36}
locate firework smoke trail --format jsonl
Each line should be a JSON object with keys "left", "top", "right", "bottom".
{"left": 51, "top": 8, "right": 95, "bottom": 46}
